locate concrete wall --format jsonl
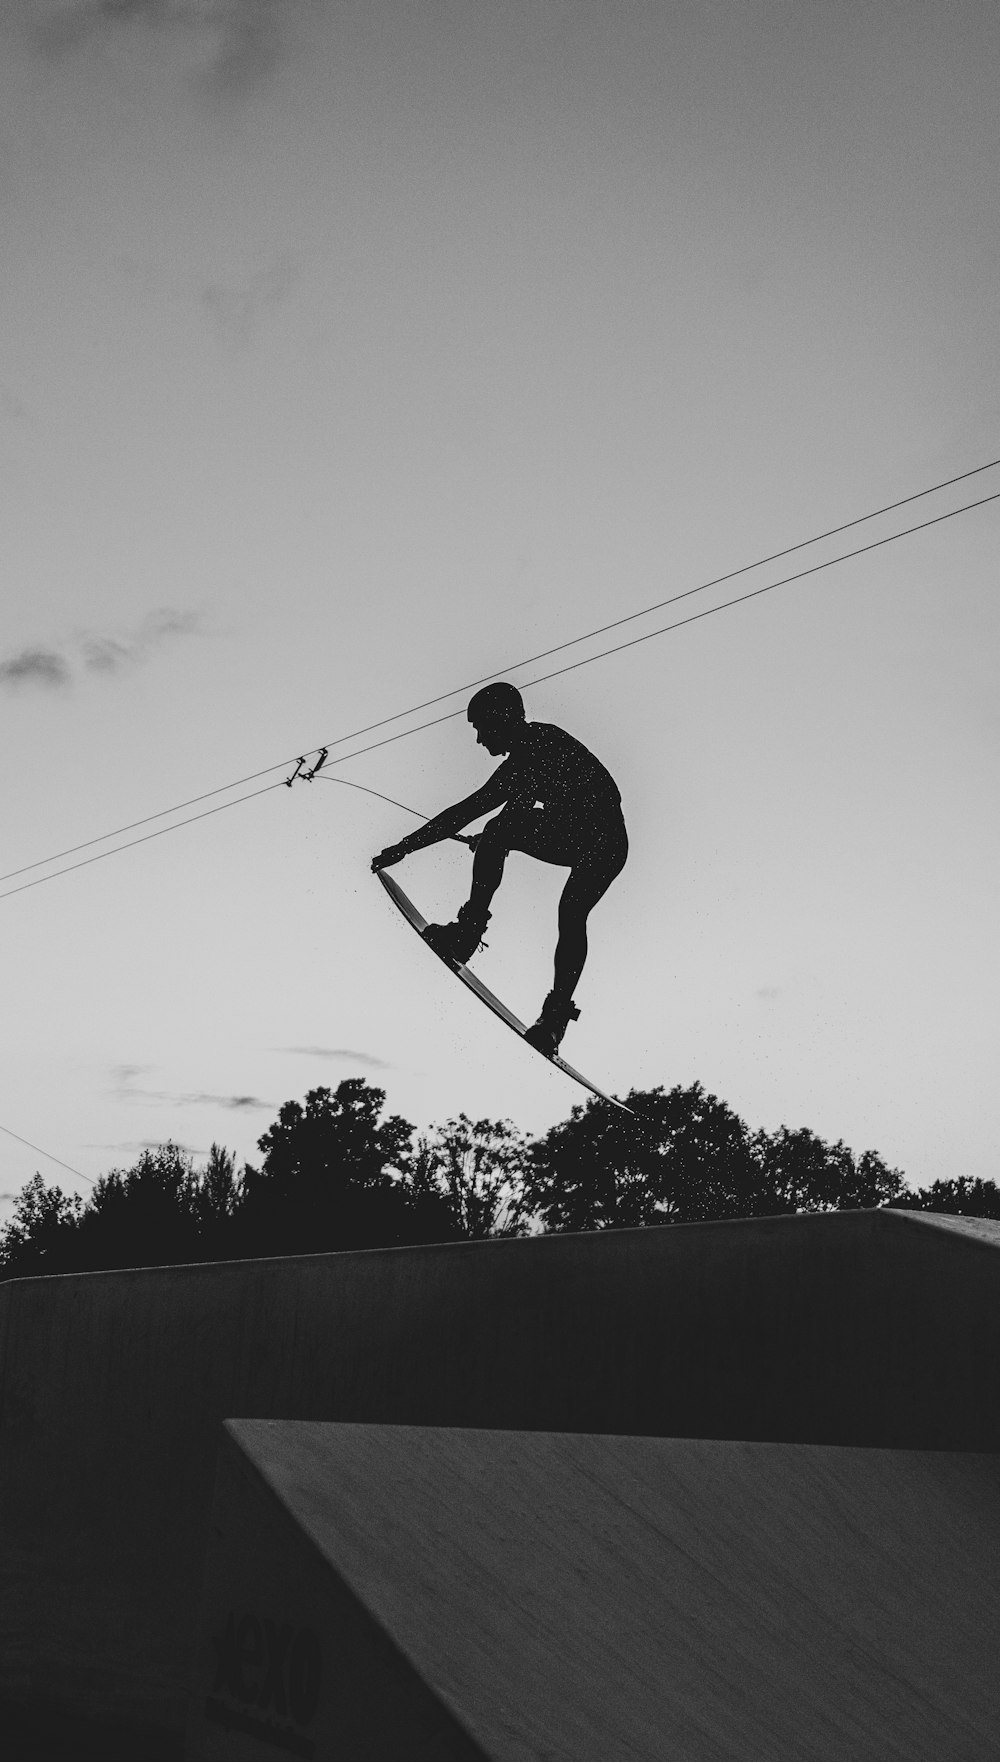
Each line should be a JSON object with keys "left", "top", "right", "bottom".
{"left": 1, "top": 1208, "right": 998, "bottom": 1745}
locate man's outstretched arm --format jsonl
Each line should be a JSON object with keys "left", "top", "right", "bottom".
{"left": 371, "top": 778, "right": 506, "bottom": 871}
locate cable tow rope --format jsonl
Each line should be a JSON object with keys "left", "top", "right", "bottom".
{"left": 315, "top": 775, "right": 475, "bottom": 843}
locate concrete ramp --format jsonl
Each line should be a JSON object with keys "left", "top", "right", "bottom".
{"left": 4, "top": 1209, "right": 1000, "bottom": 1747}
{"left": 187, "top": 1420, "right": 1000, "bottom": 1762}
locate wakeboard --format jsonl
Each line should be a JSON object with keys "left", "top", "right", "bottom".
{"left": 377, "top": 868, "right": 630, "bottom": 1112}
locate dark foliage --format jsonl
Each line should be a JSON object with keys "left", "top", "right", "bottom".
{"left": 525, "top": 1082, "right": 906, "bottom": 1233}
{"left": 887, "top": 1177, "right": 1000, "bottom": 1221}
{"left": 748, "top": 1124, "right": 905, "bottom": 1216}
{"left": 524, "top": 1083, "right": 753, "bottom": 1232}
{"left": 0, "top": 1172, "right": 84, "bottom": 1279}
{"left": 234, "top": 1078, "right": 458, "bottom": 1256}
{"left": 3, "top": 1074, "right": 995, "bottom": 1281}
{"left": 74, "top": 1143, "right": 203, "bottom": 1270}
{"left": 408, "top": 1114, "right": 532, "bottom": 1239}
{"left": 0, "top": 1144, "right": 244, "bottom": 1279}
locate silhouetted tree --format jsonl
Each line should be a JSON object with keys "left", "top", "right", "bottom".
{"left": 409, "top": 1114, "right": 533, "bottom": 1238}
{"left": 525, "top": 1083, "right": 760, "bottom": 1232}
{"left": 190, "top": 1143, "right": 248, "bottom": 1257}
{"left": 6, "top": 1078, "right": 975, "bottom": 1283}
{"left": 525, "top": 1083, "right": 906, "bottom": 1232}
{"left": 236, "top": 1078, "right": 458, "bottom": 1255}
{"left": 887, "top": 1176, "right": 1000, "bottom": 1220}
{"left": 0, "top": 1145, "right": 250, "bottom": 1277}
{"left": 73, "top": 1143, "right": 203, "bottom": 1270}
{"left": 749, "top": 1125, "right": 904, "bottom": 1213}
{"left": 0, "top": 1172, "right": 83, "bottom": 1278}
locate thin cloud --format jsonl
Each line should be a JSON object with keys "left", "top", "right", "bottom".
{"left": 205, "top": 3, "right": 282, "bottom": 99}
{"left": 29, "top": 2, "right": 293, "bottom": 100}
{"left": 111, "top": 1067, "right": 270, "bottom": 1110}
{"left": 1, "top": 610, "right": 201, "bottom": 692}
{"left": 80, "top": 607, "right": 201, "bottom": 674}
{"left": 280, "top": 1046, "right": 392, "bottom": 1071}
{"left": 0, "top": 647, "right": 70, "bottom": 690}
{"left": 98, "top": 1138, "right": 199, "bottom": 1157}
{"left": 31, "top": 1, "right": 182, "bottom": 58}
{"left": 0, "top": 387, "right": 30, "bottom": 425}
{"left": 110, "top": 1067, "right": 166, "bottom": 1104}
{"left": 86, "top": 1138, "right": 180, "bottom": 1152}
{"left": 177, "top": 1092, "right": 271, "bottom": 1110}
{"left": 202, "top": 251, "right": 300, "bottom": 354}
{"left": 110, "top": 1063, "right": 153, "bottom": 1090}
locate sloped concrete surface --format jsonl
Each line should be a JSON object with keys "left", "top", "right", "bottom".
{"left": 2, "top": 1208, "right": 999, "bottom": 1742}
{"left": 188, "top": 1419, "right": 1000, "bottom": 1762}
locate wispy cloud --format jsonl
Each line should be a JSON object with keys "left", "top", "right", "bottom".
{"left": 203, "top": 2, "right": 282, "bottom": 100}
{"left": 28, "top": 1, "right": 293, "bottom": 100}
{"left": 202, "top": 251, "right": 300, "bottom": 353}
{"left": 111, "top": 1062, "right": 153, "bottom": 1090}
{"left": 0, "top": 386, "right": 30, "bottom": 426}
{"left": 111, "top": 1068, "right": 270, "bottom": 1109}
{"left": 110, "top": 1065, "right": 161, "bottom": 1102}
{"left": 0, "top": 608, "right": 200, "bottom": 693}
{"left": 0, "top": 647, "right": 70, "bottom": 689}
{"left": 279, "top": 1046, "right": 392, "bottom": 1071}
{"left": 80, "top": 607, "right": 201, "bottom": 674}
{"left": 177, "top": 1092, "right": 271, "bottom": 1110}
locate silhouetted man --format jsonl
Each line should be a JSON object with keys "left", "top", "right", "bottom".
{"left": 372, "top": 682, "right": 627, "bottom": 1055}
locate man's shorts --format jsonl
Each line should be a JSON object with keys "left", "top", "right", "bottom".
{"left": 490, "top": 797, "right": 628, "bottom": 893}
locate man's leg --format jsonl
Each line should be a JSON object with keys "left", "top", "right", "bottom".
{"left": 423, "top": 811, "right": 522, "bottom": 963}
{"left": 525, "top": 828, "right": 628, "bottom": 1054}
{"left": 553, "top": 855, "right": 625, "bottom": 992}
{"left": 465, "top": 812, "right": 514, "bottom": 916}
{"left": 551, "top": 872, "right": 595, "bottom": 1000}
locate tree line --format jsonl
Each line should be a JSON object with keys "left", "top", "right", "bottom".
{"left": 1, "top": 1076, "right": 996, "bottom": 1281}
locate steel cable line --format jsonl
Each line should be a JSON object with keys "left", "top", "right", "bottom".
{"left": 0, "top": 781, "right": 286, "bottom": 902}
{"left": 312, "top": 451, "right": 1000, "bottom": 760}
{"left": 285, "top": 486, "right": 1000, "bottom": 773}
{"left": 4, "top": 455, "right": 997, "bottom": 891}
{"left": 0, "top": 1120, "right": 91, "bottom": 1183}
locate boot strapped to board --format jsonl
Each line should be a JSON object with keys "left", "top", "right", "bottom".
{"left": 524, "top": 990, "right": 580, "bottom": 1056}
{"left": 422, "top": 904, "right": 491, "bottom": 966}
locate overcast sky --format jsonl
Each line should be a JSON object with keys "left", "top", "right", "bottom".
{"left": 2, "top": 0, "right": 998, "bottom": 1221}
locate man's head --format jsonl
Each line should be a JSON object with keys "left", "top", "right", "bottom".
{"left": 467, "top": 681, "right": 526, "bottom": 755}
